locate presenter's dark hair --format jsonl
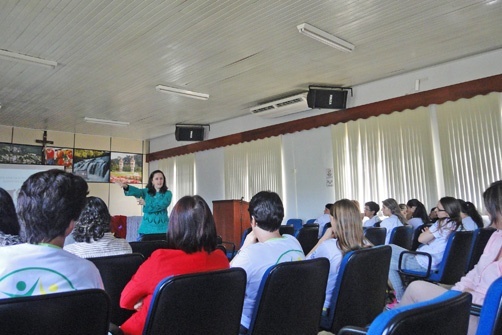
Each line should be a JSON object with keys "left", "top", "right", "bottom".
{"left": 72, "top": 196, "right": 111, "bottom": 242}
{"left": 146, "top": 170, "right": 168, "bottom": 196}
{"left": 17, "top": 169, "right": 88, "bottom": 244}
{"left": 248, "top": 191, "right": 284, "bottom": 232}
{"left": 167, "top": 195, "right": 217, "bottom": 253}
{"left": 0, "top": 187, "right": 20, "bottom": 236}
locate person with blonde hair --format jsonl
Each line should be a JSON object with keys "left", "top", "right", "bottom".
{"left": 307, "top": 199, "right": 371, "bottom": 311}
{"left": 380, "top": 198, "right": 407, "bottom": 244}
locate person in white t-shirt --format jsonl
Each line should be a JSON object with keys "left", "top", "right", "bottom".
{"left": 314, "top": 203, "right": 332, "bottom": 237}
{"left": 363, "top": 201, "right": 381, "bottom": 228}
{"left": 458, "top": 199, "right": 484, "bottom": 231}
{"left": 231, "top": 191, "right": 305, "bottom": 333}
{"left": 380, "top": 198, "right": 407, "bottom": 244}
{"left": 0, "top": 169, "right": 103, "bottom": 299}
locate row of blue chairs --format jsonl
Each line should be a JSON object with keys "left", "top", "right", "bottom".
{"left": 1, "top": 246, "right": 500, "bottom": 334}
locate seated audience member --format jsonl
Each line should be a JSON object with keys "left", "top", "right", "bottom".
{"left": 380, "top": 198, "right": 407, "bottom": 244}
{"left": 387, "top": 196, "right": 462, "bottom": 303}
{"left": 0, "top": 169, "right": 103, "bottom": 298}
{"left": 64, "top": 196, "right": 132, "bottom": 258}
{"left": 307, "top": 199, "right": 371, "bottom": 311}
{"left": 231, "top": 191, "right": 305, "bottom": 333}
{"left": 363, "top": 201, "right": 381, "bottom": 228}
{"left": 0, "top": 187, "right": 23, "bottom": 246}
{"left": 406, "top": 199, "right": 429, "bottom": 230}
{"left": 399, "top": 203, "right": 408, "bottom": 219}
{"left": 120, "top": 195, "right": 229, "bottom": 335}
{"left": 458, "top": 199, "right": 484, "bottom": 230}
{"left": 314, "top": 203, "right": 332, "bottom": 237}
{"left": 398, "top": 180, "right": 502, "bottom": 335}
{"left": 428, "top": 207, "right": 438, "bottom": 223}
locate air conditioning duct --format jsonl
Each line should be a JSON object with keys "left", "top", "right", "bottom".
{"left": 250, "top": 93, "right": 310, "bottom": 118}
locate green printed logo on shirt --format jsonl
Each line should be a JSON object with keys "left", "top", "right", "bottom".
{"left": 0, "top": 267, "right": 76, "bottom": 297}
{"left": 276, "top": 249, "right": 305, "bottom": 264}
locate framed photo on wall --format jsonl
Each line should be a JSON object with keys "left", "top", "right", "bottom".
{"left": 0, "top": 143, "right": 11, "bottom": 163}
{"left": 44, "top": 147, "right": 73, "bottom": 169}
{"left": 11, "top": 144, "right": 42, "bottom": 165}
{"left": 109, "top": 152, "right": 143, "bottom": 184}
{"left": 73, "top": 149, "right": 110, "bottom": 183}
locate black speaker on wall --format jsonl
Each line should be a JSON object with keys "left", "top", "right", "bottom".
{"left": 307, "top": 87, "right": 349, "bottom": 109}
{"left": 175, "top": 125, "right": 205, "bottom": 141}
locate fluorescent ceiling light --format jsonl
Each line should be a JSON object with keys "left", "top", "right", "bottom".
{"left": 297, "top": 23, "right": 354, "bottom": 53}
{"left": 155, "top": 85, "right": 209, "bottom": 100}
{"left": 0, "top": 49, "right": 58, "bottom": 69}
{"left": 84, "top": 117, "right": 129, "bottom": 127}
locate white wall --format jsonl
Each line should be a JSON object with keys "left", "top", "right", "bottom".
{"left": 149, "top": 48, "right": 502, "bottom": 222}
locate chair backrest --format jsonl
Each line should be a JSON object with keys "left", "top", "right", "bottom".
{"left": 466, "top": 227, "right": 496, "bottom": 272}
{"left": 279, "top": 224, "right": 295, "bottom": 236}
{"left": 129, "top": 240, "right": 169, "bottom": 259}
{"left": 306, "top": 218, "right": 316, "bottom": 224}
{"left": 89, "top": 253, "right": 145, "bottom": 325}
{"left": 0, "top": 289, "right": 111, "bottom": 335}
{"left": 477, "top": 277, "right": 502, "bottom": 335}
{"left": 143, "top": 268, "right": 246, "bottom": 335}
{"left": 286, "top": 218, "right": 303, "bottom": 234}
{"left": 139, "top": 233, "right": 167, "bottom": 241}
{"left": 296, "top": 226, "right": 319, "bottom": 254}
{"left": 248, "top": 258, "right": 329, "bottom": 335}
{"left": 429, "top": 230, "right": 474, "bottom": 284}
{"left": 389, "top": 225, "right": 413, "bottom": 250}
{"left": 341, "top": 291, "right": 472, "bottom": 335}
{"left": 364, "top": 227, "right": 387, "bottom": 246}
{"left": 321, "top": 245, "right": 392, "bottom": 334}
{"left": 410, "top": 224, "right": 431, "bottom": 250}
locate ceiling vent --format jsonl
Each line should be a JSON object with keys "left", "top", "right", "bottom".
{"left": 250, "top": 93, "right": 310, "bottom": 118}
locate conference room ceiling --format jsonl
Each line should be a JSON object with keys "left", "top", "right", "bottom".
{"left": 0, "top": 1, "right": 501, "bottom": 141}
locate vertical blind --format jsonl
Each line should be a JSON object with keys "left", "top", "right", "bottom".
{"left": 436, "top": 92, "right": 501, "bottom": 209}
{"left": 331, "top": 106, "right": 437, "bottom": 209}
{"left": 157, "top": 153, "right": 195, "bottom": 211}
{"left": 331, "top": 92, "right": 501, "bottom": 211}
{"left": 224, "top": 136, "right": 283, "bottom": 201}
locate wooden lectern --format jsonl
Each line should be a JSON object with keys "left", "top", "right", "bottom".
{"left": 213, "top": 199, "right": 250, "bottom": 249}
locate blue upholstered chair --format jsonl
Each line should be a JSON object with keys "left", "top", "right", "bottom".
{"left": 364, "top": 227, "right": 387, "bottom": 246}
{"left": 320, "top": 245, "right": 392, "bottom": 334}
{"left": 247, "top": 258, "right": 329, "bottom": 335}
{"left": 466, "top": 227, "right": 496, "bottom": 273}
{"left": 338, "top": 290, "right": 472, "bottom": 335}
{"left": 389, "top": 225, "right": 413, "bottom": 250}
{"left": 143, "top": 268, "right": 246, "bottom": 335}
{"left": 286, "top": 218, "right": 303, "bottom": 235}
{"left": 474, "top": 277, "right": 502, "bottom": 335}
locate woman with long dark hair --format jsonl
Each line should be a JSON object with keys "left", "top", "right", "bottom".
{"left": 406, "top": 199, "right": 429, "bottom": 230}
{"left": 458, "top": 199, "right": 484, "bottom": 230}
{"left": 117, "top": 170, "right": 172, "bottom": 237}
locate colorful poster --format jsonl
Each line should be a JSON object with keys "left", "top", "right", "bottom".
{"left": 73, "top": 149, "right": 110, "bottom": 183}
{"left": 109, "top": 152, "right": 143, "bottom": 184}
{"left": 45, "top": 147, "right": 73, "bottom": 168}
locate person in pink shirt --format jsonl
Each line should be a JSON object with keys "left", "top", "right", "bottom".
{"left": 398, "top": 180, "right": 502, "bottom": 335}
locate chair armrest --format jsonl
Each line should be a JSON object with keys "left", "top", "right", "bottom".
{"left": 398, "top": 250, "right": 432, "bottom": 278}
{"left": 338, "top": 326, "right": 368, "bottom": 335}
{"left": 470, "top": 304, "right": 482, "bottom": 317}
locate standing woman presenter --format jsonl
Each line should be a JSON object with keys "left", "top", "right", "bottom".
{"left": 117, "top": 170, "right": 172, "bottom": 237}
